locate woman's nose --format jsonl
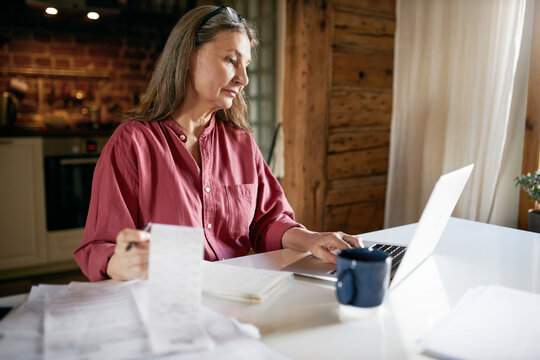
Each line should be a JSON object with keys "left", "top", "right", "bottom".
{"left": 235, "top": 65, "right": 249, "bottom": 86}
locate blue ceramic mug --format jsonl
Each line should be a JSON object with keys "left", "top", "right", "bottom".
{"left": 336, "top": 248, "right": 391, "bottom": 308}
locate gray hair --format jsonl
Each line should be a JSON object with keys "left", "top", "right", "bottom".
{"left": 124, "top": 5, "right": 258, "bottom": 131}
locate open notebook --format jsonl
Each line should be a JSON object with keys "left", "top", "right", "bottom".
{"left": 202, "top": 261, "right": 293, "bottom": 303}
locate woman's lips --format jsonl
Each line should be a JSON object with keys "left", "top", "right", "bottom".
{"left": 223, "top": 89, "right": 237, "bottom": 97}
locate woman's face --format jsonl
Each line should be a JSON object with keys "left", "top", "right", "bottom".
{"left": 188, "top": 31, "right": 251, "bottom": 112}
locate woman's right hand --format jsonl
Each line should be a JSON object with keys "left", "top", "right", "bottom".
{"left": 106, "top": 228, "right": 151, "bottom": 280}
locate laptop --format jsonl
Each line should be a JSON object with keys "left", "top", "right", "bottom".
{"left": 282, "top": 164, "right": 474, "bottom": 290}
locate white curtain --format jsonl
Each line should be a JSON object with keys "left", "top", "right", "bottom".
{"left": 385, "top": 0, "right": 534, "bottom": 228}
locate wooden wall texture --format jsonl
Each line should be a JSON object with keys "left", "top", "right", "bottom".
{"left": 518, "top": 0, "right": 540, "bottom": 229}
{"left": 282, "top": 0, "right": 395, "bottom": 233}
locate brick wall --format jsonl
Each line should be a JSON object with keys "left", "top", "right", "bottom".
{"left": 0, "top": 9, "right": 176, "bottom": 127}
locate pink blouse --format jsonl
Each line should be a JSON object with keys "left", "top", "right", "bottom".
{"left": 74, "top": 116, "right": 301, "bottom": 281}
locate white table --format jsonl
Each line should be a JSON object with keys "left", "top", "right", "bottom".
{"left": 202, "top": 217, "right": 540, "bottom": 360}
{"left": 2, "top": 218, "right": 539, "bottom": 359}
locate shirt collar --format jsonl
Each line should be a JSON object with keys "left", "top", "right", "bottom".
{"left": 161, "top": 113, "right": 216, "bottom": 139}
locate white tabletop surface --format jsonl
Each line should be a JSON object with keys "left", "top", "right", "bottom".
{"left": 202, "top": 217, "right": 540, "bottom": 360}
{"left": 1, "top": 218, "right": 538, "bottom": 359}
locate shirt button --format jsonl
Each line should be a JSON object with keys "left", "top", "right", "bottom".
{"left": 205, "top": 186, "right": 211, "bottom": 193}
{"left": 180, "top": 134, "right": 186, "bottom": 142}
{"left": 207, "top": 223, "right": 212, "bottom": 229}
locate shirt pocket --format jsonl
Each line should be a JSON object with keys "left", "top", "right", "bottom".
{"left": 225, "top": 183, "right": 258, "bottom": 240}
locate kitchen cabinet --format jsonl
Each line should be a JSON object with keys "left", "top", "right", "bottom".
{"left": 47, "top": 228, "right": 84, "bottom": 263}
{"left": 0, "top": 137, "right": 87, "bottom": 277}
{"left": 0, "top": 137, "right": 47, "bottom": 271}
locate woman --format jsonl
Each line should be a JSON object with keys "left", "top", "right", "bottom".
{"left": 74, "top": 5, "right": 361, "bottom": 282}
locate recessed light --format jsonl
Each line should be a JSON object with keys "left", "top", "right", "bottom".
{"left": 45, "top": 7, "right": 58, "bottom": 15}
{"left": 87, "top": 11, "right": 100, "bottom": 20}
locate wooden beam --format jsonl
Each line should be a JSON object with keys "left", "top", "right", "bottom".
{"left": 326, "top": 175, "right": 387, "bottom": 206}
{"left": 325, "top": 201, "right": 385, "bottom": 234}
{"left": 327, "top": 146, "right": 389, "bottom": 180}
{"left": 329, "top": 87, "right": 392, "bottom": 128}
{"left": 333, "top": 10, "right": 395, "bottom": 52}
{"left": 518, "top": 0, "right": 540, "bottom": 229}
{"left": 328, "top": 127, "right": 389, "bottom": 153}
{"left": 333, "top": 0, "right": 396, "bottom": 18}
{"left": 332, "top": 50, "right": 393, "bottom": 88}
{"left": 281, "top": 0, "right": 331, "bottom": 231}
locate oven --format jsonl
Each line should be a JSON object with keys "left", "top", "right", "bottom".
{"left": 43, "top": 137, "right": 109, "bottom": 231}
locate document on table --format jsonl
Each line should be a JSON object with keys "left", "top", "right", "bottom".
{"left": 0, "top": 284, "right": 61, "bottom": 337}
{"left": 44, "top": 281, "right": 152, "bottom": 360}
{"left": 202, "top": 261, "right": 293, "bottom": 303}
{"left": 131, "top": 281, "right": 290, "bottom": 359}
{"left": 147, "top": 224, "right": 213, "bottom": 353}
{"left": 0, "top": 285, "right": 62, "bottom": 360}
{"left": 0, "top": 223, "right": 293, "bottom": 359}
{"left": 0, "top": 281, "right": 291, "bottom": 360}
{"left": 419, "top": 285, "right": 540, "bottom": 360}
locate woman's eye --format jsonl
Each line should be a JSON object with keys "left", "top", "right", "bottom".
{"left": 226, "top": 57, "right": 236, "bottom": 64}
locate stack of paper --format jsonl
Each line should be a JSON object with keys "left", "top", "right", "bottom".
{"left": 44, "top": 281, "right": 152, "bottom": 359}
{"left": 202, "top": 261, "right": 293, "bottom": 303}
{"left": 419, "top": 285, "right": 540, "bottom": 360}
{"left": 0, "top": 223, "right": 292, "bottom": 359}
{"left": 0, "top": 281, "right": 290, "bottom": 360}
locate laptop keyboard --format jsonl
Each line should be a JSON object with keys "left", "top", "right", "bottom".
{"left": 327, "top": 244, "right": 407, "bottom": 280}
{"left": 371, "top": 244, "right": 407, "bottom": 280}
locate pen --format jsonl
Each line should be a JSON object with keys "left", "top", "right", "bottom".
{"left": 125, "top": 222, "right": 152, "bottom": 251}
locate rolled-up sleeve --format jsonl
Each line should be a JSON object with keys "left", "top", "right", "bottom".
{"left": 249, "top": 138, "right": 304, "bottom": 253}
{"left": 74, "top": 126, "right": 139, "bottom": 281}
{"left": 74, "top": 118, "right": 306, "bottom": 277}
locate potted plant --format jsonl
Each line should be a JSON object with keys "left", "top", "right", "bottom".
{"left": 515, "top": 170, "right": 540, "bottom": 232}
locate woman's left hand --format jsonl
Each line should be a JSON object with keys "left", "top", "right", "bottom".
{"left": 281, "top": 227, "right": 364, "bottom": 264}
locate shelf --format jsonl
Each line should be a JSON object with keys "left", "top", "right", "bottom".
{"left": 0, "top": 126, "right": 115, "bottom": 138}
{"left": 0, "top": 68, "right": 110, "bottom": 81}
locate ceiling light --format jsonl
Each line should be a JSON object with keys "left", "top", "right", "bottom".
{"left": 45, "top": 7, "right": 58, "bottom": 15}
{"left": 87, "top": 11, "right": 99, "bottom": 20}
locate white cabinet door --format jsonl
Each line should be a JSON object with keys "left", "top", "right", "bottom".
{"left": 47, "top": 228, "right": 84, "bottom": 263}
{"left": 0, "top": 137, "right": 47, "bottom": 270}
